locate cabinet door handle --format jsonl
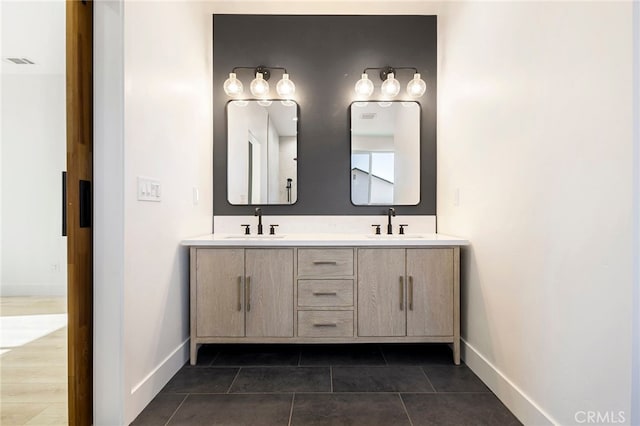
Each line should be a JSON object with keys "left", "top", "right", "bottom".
{"left": 313, "top": 261, "right": 337, "bottom": 265}
{"left": 409, "top": 276, "right": 414, "bottom": 311}
{"left": 313, "top": 323, "right": 337, "bottom": 327}
{"left": 399, "top": 276, "right": 404, "bottom": 311}
{"left": 245, "top": 276, "right": 251, "bottom": 312}
{"left": 312, "top": 291, "right": 337, "bottom": 296}
{"left": 237, "top": 276, "right": 243, "bottom": 311}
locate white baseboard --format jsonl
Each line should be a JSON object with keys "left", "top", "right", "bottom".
{"left": 461, "top": 338, "right": 556, "bottom": 426}
{"left": 126, "top": 338, "right": 190, "bottom": 425}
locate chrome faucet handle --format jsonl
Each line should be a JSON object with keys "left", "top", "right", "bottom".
{"left": 241, "top": 224, "right": 251, "bottom": 235}
{"left": 269, "top": 224, "right": 279, "bottom": 235}
{"left": 371, "top": 224, "right": 381, "bottom": 235}
{"left": 399, "top": 224, "right": 408, "bottom": 235}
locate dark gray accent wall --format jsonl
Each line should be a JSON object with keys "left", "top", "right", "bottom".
{"left": 213, "top": 15, "right": 437, "bottom": 215}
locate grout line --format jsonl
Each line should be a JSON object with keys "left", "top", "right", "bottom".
{"left": 330, "top": 366, "right": 333, "bottom": 392}
{"left": 164, "top": 393, "right": 188, "bottom": 426}
{"left": 287, "top": 393, "right": 296, "bottom": 426}
{"left": 379, "top": 345, "right": 388, "bottom": 365}
{"left": 398, "top": 393, "right": 415, "bottom": 426}
{"left": 226, "top": 368, "right": 242, "bottom": 393}
{"left": 421, "top": 366, "right": 437, "bottom": 392}
{"left": 209, "top": 349, "right": 221, "bottom": 366}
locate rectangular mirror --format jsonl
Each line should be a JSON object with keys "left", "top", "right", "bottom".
{"left": 351, "top": 101, "right": 421, "bottom": 205}
{"left": 227, "top": 100, "right": 298, "bottom": 205}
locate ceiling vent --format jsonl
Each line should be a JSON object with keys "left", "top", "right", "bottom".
{"left": 360, "top": 112, "right": 377, "bottom": 120}
{"left": 4, "top": 58, "right": 35, "bottom": 65}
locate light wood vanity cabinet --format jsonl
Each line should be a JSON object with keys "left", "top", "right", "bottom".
{"left": 190, "top": 245, "right": 460, "bottom": 365}
{"left": 357, "top": 248, "right": 455, "bottom": 338}
{"left": 191, "top": 248, "right": 294, "bottom": 362}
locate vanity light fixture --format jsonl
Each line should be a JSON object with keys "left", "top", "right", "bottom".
{"left": 381, "top": 73, "right": 400, "bottom": 97}
{"left": 354, "top": 73, "right": 374, "bottom": 97}
{"left": 355, "top": 66, "right": 426, "bottom": 99}
{"left": 276, "top": 74, "right": 295, "bottom": 97}
{"left": 250, "top": 73, "right": 270, "bottom": 97}
{"left": 223, "top": 65, "right": 296, "bottom": 99}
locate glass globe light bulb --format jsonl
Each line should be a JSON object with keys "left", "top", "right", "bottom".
{"left": 223, "top": 72, "right": 243, "bottom": 97}
{"left": 250, "top": 72, "right": 270, "bottom": 97}
{"left": 381, "top": 73, "right": 400, "bottom": 97}
{"left": 354, "top": 73, "right": 374, "bottom": 97}
{"left": 407, "top": 73, "right": 426, "bottom": 98}
{"left": 276, "top": 73, "right": 296, "bottom": 97}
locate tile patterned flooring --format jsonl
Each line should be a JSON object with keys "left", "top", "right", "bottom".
{"left": 0, "top": 297, "right": 68, "bottom": 426}
{"left": 133, "top": 344, "right": 521, "bottom": 426}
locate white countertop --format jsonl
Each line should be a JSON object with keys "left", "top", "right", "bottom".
{"left": 182, "top": 233, "right": 468, "bottom": 247}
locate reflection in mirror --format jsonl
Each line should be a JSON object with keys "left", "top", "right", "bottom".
{"left": 227, "top": 100, "right": 298, "bottom": 205}
{"left": 351, "top": 101, "right": 421, "bottom": 205}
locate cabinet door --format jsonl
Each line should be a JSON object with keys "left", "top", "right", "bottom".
{"left": 406, "top": 249, "right": 454, "bottom": 336}
{"left": 245, "top": 249, "right": 294, "bottom": 337}
{"left": 196, "top": 249, "right": 245, "bottom": 337}
{"left": 357, "top": 249, "right": 406, "bottom": 337}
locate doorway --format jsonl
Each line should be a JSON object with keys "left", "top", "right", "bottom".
{"left": 0, "top": 1, "right": 93, "bottom": 424}
{"left": 1, "top": 1, "right": 68, "bottom": 424}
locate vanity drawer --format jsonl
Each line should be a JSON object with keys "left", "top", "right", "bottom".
{"left": 298, "top": 311, "right": 354, "bottom": 337}
{"left": 298, "top": 280, "right": 353, "bottom": 307}
{"left": 298, "top": 249, "right": 354, "bottom": 276}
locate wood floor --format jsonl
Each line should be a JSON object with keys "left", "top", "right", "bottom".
{"left": 0, "top": 297, "right": 68, "bottom": 425}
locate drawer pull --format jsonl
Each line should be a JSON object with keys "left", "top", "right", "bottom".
{"left": 313, "top": 261, "right": 338, "bottom": 265}
{"left": 313, "top": 323, "right": 338, "bottom": 327}
{"left": 399, "top": 276, "right": 404, "bottom": 311}
{"left": 237, "top": 276, "right": 242, "bottom": 311}
{"left": 246, "top": 276, "right": 251, "bottom": 312}
{"left": 312, "top": 291, "right": 338, "bottom": 296}
{"left": 409, "top": 276, "right": 414, "bottom": 311}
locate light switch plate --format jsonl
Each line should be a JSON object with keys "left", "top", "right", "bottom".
{"left": 137, "top": 177, "right": 161, "bottom": 202}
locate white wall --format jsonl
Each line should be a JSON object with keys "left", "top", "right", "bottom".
{"left": 437, "top": 2, "right": 634, "bottom": 424}
{"left": 94, "top": 0, "right": 212, "bottom": 424}
{"left": 267, "top": 117, "right": 280, "bottom": 203}
{"left": 227, "top": 102, "right": 250, "bottom": 203}
{"left": 633, "top": 2, "right": 640, "bottom": 424}
{"left": 352, "top": 135, "right": 393, "bottom": 151}
{"left": 1, "top": 0, "right": 67, "bottom": 296}
{"left": 394, "top": 104, "right": 420, "bottom": 204}
{"left": 94, "top": 0, "right": 125, "bottom": 423}
{"left": 122, "top": 1, "right": 212, "bottom": 423}
{"left": 1, "top": 74, "right": 67, "bottom": 296}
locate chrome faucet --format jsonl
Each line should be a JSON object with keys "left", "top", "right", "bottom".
{"left": 387, "top": 208, "right": 396, "bottom": 235}
{"left": 254, "top": 207, "right": 263, "bottom": 235}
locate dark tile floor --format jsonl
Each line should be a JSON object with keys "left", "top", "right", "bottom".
{"left": 132, "top": 344, "right": 521, "bottom": 426}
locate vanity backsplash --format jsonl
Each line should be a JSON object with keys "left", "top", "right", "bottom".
{"left": 213, "top": 215, "right": 436, "bottom": 235}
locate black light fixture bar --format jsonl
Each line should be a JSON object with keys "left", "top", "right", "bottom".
{"left": 363, "top": 66, "right": 420, "bottom": 81}
{"left": 231, "top": 65, "right": 288, "bottom": 81}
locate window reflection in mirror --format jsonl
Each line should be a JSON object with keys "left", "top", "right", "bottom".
{"left": 350, "top": 101, "right": 420, "bottom": 205}
{"left": 227, "top": 100, "right": 298, "bottom": 205}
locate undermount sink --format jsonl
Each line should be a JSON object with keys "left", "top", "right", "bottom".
{"left": 223, "top": 235, "right": 287, "bottom": 239}
{"left": 365, "top": 234, "right": 425, "bottom": 239}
